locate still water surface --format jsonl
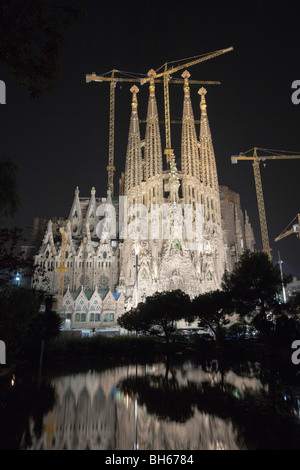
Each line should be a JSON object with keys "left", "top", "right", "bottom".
{"left": 1, "top": 357, "right": 300, "bottom": 450}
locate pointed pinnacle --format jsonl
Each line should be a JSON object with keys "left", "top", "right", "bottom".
{"left": 198, "top": 87, "right": 207, "bottom": 113}
{"left": 147, "top": 69, "right": 156, "bottom": 94}
{"left": 130, "top": 85, "right": 139, "bottom": 109}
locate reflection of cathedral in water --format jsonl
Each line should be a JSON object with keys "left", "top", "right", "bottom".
{"left": 24, "top": 362, "right": 266, "bottom": 450}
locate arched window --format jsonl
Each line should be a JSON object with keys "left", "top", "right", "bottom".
{"left": 64, "top": 300, "right": 72, "bottom": 311}
{"left": 104, "top": 313, "right": 114, "bottom": 322}
{"left": 90, "top": 301, "right": 100, "bottom": 311}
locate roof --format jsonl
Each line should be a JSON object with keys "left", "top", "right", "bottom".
{"left": 70, "top": 289, "right": 109, "bottom": 301}
{"left": 112, "top": 292, "right": 121, "bottom": 300}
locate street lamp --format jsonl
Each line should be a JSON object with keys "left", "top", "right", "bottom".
{"left": 15, "top": 272, "right": 21, "bottom": 287}
{"left": 134, "top": 244, "right": 140, "bottom": 307}
{"left": 278, "top": 251, "right": 287, "bottom": 304}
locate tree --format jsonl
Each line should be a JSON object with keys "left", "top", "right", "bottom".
{"left": 191, "top": 290, "right": 233, "bottom": 344}
{"left": 0, "top": 288, "right": 61, "bottom": 366}
{"left": 222, "top": 250, "right": 290, "bottom": 319}
{"left": 0, "top": 227, "right": 35, "bottom": 291}
{"left": 117, "top": 303, "right": 152, "bottom": 336}
{"left": 0, "top": 0, "right": 85, "bottom": 99}
{"left": 118, "top": 290, "right": 191, "bottom": 346}
{"left": 286, "top": 292, "right": 300, "bottom": 316}
{"left": 145, "top": 290, "right": 191, "bottom": 345}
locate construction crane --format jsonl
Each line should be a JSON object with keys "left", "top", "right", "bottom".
{"left": 231, "top": 147, "right": 300, "bottom": 261}
{"left": 86, "top": 67, "right": 222, "bottom": 196}
{"left": 140, "top": 46, "right": 234, "bottom": 162}
{"left": 56, "top": 226, "right": 68, "bottom": 310}
{"left": 275, "top": 213, "right": 300, "bottom": 242}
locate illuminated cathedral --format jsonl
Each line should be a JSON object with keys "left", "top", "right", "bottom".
{"left": 30, "top": 69, "right": 255, "bottom": 331}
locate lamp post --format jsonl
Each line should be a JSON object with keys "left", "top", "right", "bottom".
{"left": 278, "top": 251, "right": 287, "bottom": 304}
{"left": 15, "top": 272, "right": 21, "bottom": 287}
{"left": 134, "top": 244, "right": 140, "bottom": 307}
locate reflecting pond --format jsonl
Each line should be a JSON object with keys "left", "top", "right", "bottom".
{"left": 1, "top": 357, "right": 300, "bottom": 450}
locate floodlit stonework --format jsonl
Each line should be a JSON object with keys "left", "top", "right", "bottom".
{"left": 31, "top": 71, "right": 255, "bottom": 329}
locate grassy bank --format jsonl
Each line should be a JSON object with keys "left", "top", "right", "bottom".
{"left": 42, "top": 333, "right": 168, "bottom": 367}
{"left": 37, "top": 333, "right": 297, "bottom": 370}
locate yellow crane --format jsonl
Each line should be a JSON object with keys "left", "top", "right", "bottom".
{"left": 56, "top": 226, "right": 68, "bottom": 310}
{"left": 140, "top": 46, "right": 234, "bottom": 162}
{"left": 231, "top": 147, "right": 300, "bottom": 261}
{"left": 275, "top": 213, "right": 300, "bottom": 242}
{"left": 86, "top": 61, "right": 224, "bottom": 194}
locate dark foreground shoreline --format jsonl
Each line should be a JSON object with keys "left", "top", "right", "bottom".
{"left": 2, "top": 333, "right": 299, "bottom": 379}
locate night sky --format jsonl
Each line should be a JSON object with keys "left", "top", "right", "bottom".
{"left": 1, "top": 0, "right": 300, "bottom": 278}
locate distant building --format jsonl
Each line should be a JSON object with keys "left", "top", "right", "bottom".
{"left": 286, "top": 277, "right": 300, "bottom": 299}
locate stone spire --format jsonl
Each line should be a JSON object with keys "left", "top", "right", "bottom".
{"left": 181, "top": 70, "right": 200, "bottom": 179}
{"left": 124, "top": 85, "right": 142, "bottom": 195}
{"left": 69, "top": 186, "right": 82, "bottom": 235}
{"left": 198, "top": 87, "right": 219, "bottom": 190}
{"left": 144, "top": 69, "right": 163, "bottom": 180}
{"left": 86, "top": 187, "right": 97, "bottom": 220}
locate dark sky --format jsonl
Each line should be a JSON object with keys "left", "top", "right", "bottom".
{"left": 1, "top": 0, "right": 300, "bottom": 278}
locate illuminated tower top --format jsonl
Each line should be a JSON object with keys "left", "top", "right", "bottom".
{"left": 124, "top": 85, "right": 142, "bottom": 195}
{"left": 198, "top": 87, "right": 219, "bottom": 190}
{"left": 181, "top": 70, "right": 200, "bottom": 180}
{"left": 144, "top": 69, "right": 163, "bottom": 180}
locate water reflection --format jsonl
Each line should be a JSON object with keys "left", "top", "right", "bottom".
{"left": 1, "top": 358, "right": 300, "bottom": 450}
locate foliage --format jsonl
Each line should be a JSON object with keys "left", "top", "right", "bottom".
{"left": 286, "top": 292, "right": 300, "bottom": 316}
{"left": 0, "top": 288, "right": 61, "bottom": 365}
{"left": 222, "top": 250, "right": 289, "bottom": 318}
{"left": 118, "top": 289, "right": 191, "bottom": 344}
{"left": 191, "top": 289, "right": 232, "bottom": 343}
{"left": 144, "top": 290, "right": 191, "bottom": 343}
{"left": 117, "top": 303, "right": 152, "bottom": 336}
{"left": 0, "top": 0, "right": 85, "bottom": 99}
{"left": 225, "top": 321, "right": 248, "bottom": 339}
{"left": 0, "top": 227, "right": 35, "bottom": 290}
{"left": 0, "top": 154, "right": 36, "bottom": 290}
{"left": 27, "top": 296, "right": 62, "bottom": 345}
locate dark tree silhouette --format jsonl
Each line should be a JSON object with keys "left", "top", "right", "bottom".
{"left": 118, "top": 289, "right": 191, "bottom": 345}
{"left": 0, "top": 0, "right": 85, "bottom": 99}
{"left": 221, "top": 250, "right": 290, "bottom": 318}
{"left": 191, "top": 289, "right": 232, "bottom": 344}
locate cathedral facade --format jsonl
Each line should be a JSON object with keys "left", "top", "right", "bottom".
{"left": 31, "top": 70, "right": 255, "bottom": 331}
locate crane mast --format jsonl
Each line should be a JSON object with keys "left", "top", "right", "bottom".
{"left": 107, "top": 70, "right": 116, "bottom": 196}
{"left": 231, "top": 147, "right": 300, "bottom": 261}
